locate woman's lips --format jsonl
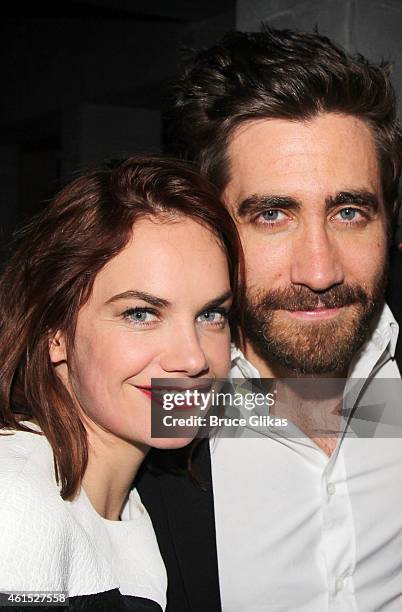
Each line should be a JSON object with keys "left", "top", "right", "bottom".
{"left": 136, "top": 387, "right": 152, "bottom": 399}
{"left": 285, "top": 307, "right": 343, "bottom": 321}
{"left": 133, "top": 382, "right": 212, "bottom": 401}
{"left": 133, "top": 383, "right": 213, "bottom": 408}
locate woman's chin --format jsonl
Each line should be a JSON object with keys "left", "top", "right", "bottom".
{"left": 149, "top": 436, "right": 200, "bottom": 450}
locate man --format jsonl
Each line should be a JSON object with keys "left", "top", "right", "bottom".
{"left": 137, "top": 28, "right": 402, "bottom": 611}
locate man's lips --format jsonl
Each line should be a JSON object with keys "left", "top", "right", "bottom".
{"left": 285, "top": 306, "right": 344, "bottom": 321}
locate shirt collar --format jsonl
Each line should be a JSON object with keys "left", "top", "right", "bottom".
{"left": 368, "top": 302, "right": 398, "bottom": 358}
{"left": 230, "top": 343, "right": 260, "bottom": 378}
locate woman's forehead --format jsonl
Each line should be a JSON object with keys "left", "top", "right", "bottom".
{"left": 84, "top": 217, "right": 229, "bottom": 308}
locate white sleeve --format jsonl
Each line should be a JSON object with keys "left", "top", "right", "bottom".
{"left": 0, "top": 467, "right": 70, "bottom": 592}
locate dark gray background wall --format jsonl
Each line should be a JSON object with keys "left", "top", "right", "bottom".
{"left": 237, "top": 0, "right": 402, "bottom": 119}
{"left": 0, "top": 0, "right": 235, "bottom": 259}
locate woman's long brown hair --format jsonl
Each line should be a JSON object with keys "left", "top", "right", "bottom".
{"left": 0, "top": 155, "right": 244, "bottom": 499}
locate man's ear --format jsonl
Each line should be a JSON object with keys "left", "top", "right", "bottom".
{"left": 49, "top": 330, "right": 67, "bottom": 364}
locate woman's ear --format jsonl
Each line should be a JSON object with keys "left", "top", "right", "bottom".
{"left": 49, "top": 330, "right": 67, "bottom": 364}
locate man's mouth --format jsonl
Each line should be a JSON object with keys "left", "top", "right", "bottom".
{"left": 285, "top": 306, "right": 344, "bottom": 321}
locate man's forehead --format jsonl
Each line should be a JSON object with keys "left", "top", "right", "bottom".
{"left": 226, "top": 113, "right": 377, "bottom": 153}
{"left": 223, "top": 113, "right": 382, "bottom": 208}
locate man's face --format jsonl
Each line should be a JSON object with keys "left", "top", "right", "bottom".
{"left": 223, "top": 113, "right": 388, "bottom": 375}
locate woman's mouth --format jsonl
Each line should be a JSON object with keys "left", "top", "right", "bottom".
{"left": 135, "top": 386, "right": 153, "bottom": 399}
{"left": 133, "top": 382, "right": 214, "bottom": 408}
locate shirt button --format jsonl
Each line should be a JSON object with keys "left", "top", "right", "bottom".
{"left": 327, "top": 482, "right": 336, "bottom": 496}
{"left": 335, "top": 576, "right": 344, "bottom": 592}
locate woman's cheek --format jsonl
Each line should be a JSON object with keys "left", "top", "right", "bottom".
{"left": 204, "top": 328, "right": 232, "bottom": 378}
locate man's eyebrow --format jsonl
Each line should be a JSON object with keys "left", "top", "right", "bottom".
{"left": 326, "top": 191, "right": 380, "bottom": 211}
{"left": 105, "top": 290, "right": 171, "bottom": 308}
{"left": 237, "top": 195, "right": 301, "bottom": 218}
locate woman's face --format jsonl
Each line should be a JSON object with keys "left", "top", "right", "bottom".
{"left": 51, "top": 216, "right": 232, "bottom": 449}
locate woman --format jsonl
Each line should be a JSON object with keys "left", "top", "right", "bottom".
{"left": 0, "top": 156, "right": 243, "bottom": 611}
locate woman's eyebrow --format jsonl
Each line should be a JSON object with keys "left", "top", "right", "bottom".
{"left": 105, "top": 290, "right": 171, "bottom": 308}
{"left": 201, "top": 290, "right": 233, "bottom": 311}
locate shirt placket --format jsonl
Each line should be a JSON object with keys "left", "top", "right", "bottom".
{"left": 321, "top": 447, "right": 358, "bottom": 611}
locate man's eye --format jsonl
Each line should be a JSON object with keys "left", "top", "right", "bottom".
{"left": 260, "top": 209, "right": 284, "bottom": 222}
{"left": 261, "top": 210, "right": 283, "bottom": 221}
{"left": 335, "top": 207, "right": 365, "bottom": 222}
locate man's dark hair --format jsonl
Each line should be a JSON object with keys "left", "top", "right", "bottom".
{"left": 168, "top": 27, "right": 402, "bottom": 218}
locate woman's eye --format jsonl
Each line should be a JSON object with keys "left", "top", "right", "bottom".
{"left": 122, "top": 308, "right": 158, "bottom": 325}
{"left": 197, "top": 310, "right": 228, "bottom": 326}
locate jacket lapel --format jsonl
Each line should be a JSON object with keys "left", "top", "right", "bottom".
{"left": 156, "top": 440, "right": 221, "bottom": 612}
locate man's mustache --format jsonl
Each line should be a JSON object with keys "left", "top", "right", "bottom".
{"left": 252, "top": 284, "right": 369, "bottom": 312}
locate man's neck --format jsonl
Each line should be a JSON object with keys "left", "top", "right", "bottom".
{"left": 243, "top": 344, "right": 348, "bottom": 456}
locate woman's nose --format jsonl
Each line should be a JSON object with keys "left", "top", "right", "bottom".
{"left": 159, "top": 325, "right": 209, "bottom": 377}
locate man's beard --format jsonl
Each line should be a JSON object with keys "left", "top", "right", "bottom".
{"left": 244, "top": 274, "right": 387, "bottom": 376}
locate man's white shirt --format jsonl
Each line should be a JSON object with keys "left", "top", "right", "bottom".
{"left": 210, "top": 303, "right": 402, "bottom": 611}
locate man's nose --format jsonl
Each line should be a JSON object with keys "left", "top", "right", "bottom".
{"left": 290, "top": 223, "right": 344, "bottom": 291}
{"left": 160, "top": 325, "right": 209, "bottom": 376}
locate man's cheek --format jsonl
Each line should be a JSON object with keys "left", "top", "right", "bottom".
{"left": 244, "top": 247, "right": 288, "bottom": 285}
{"left": 341, "top": 232, "right": 386, "bottom": 274}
